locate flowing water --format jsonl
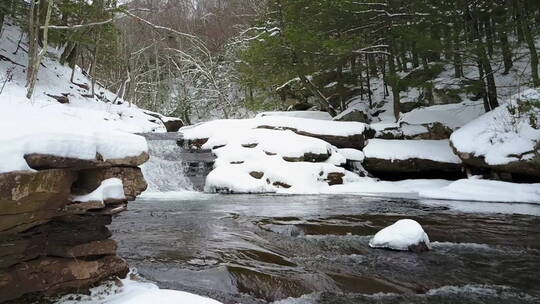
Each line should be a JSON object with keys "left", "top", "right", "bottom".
{"left": 139, "top": 133, "right": 214, "bottom": 192}
{"left": 110, "top": 195, "right": 540, "bottom": 304}
{"left": 116, "top": 135, "right": 540, "bottom": 303}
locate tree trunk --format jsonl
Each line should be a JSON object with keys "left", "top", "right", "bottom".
{"left": 521, "top": 3, "right": 540, "bottom": 87}
{"left": 0, "top": 10, "right": 4, "bottom": 35}
{"left": 388, "top": 52, "right": 400, "bottom": 122}
{"left": 298, "top": 73, "right": 337, "bottom": 116}
{"left": 499, "top": 28, "right": 513, "bottom": 75}
{"left": 27, "top": 0, "right": 53, "bottom": 99}
{"left": 365, "top": 54, "right": 373, "bottom": 108}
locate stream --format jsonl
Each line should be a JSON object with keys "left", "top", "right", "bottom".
{"left": 107, "top": 134, "right": 540, "bottom": 303}
{"left": 110, "top": 194, "right": 540, "bottom": 304}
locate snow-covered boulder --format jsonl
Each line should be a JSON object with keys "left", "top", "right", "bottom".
{"left": 180, "top": 117, "right": 366, "bottom": 193}
{"left": 181, "top": 116, "right": 372, "bottom": 150}
{"left": 398, "top": 100, "right": 485, "bottom": 140}
{"left": 369, "top": 219, "right": 431, "bottom": 252}
{"left": 450, "top": 89, "right": 540, "bottom": 180}
{"left": 363, "top": 139, "right": 463, "bottom": 178}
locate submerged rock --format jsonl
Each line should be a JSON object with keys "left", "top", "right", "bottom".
{"left": 369, "top": 219, "right": 431, "bottom": 252}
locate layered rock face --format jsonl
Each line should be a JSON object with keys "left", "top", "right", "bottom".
{"left": 0, "top": 153, "right": 147, "bottom": 302}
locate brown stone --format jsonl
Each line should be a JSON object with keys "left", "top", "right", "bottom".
{"left": 24, "top": 152, "right": 149, "bottom": 170}
{"left": 364, "top": 157, "right": 463, "bottom": 174}
{"left": 272, "top": 181, "right": 291, "bottom": 189}
{"left": 0, "top": 169, "right": 76, "bottom": 233}
{"left": 282, "top": 151, "right": 330, "bottom": 163}
{"left": 163, "top": 118, "right": 184, "bottom": 132}
{"left": 47, "top": 239, "right": 117, "bottom": 258}
{"left": 325, "top": 172, "right": 345, "bottom": 185}
{"left": 249, "top": 171, "right": 264, "bottom": 179}
{"left": 0, "top": 256, "right": 129, "bottom": 302}
{"left": 64, "top": 201, "right": 106, "bottom": 214}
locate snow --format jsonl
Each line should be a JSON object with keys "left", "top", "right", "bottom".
{"left": 55, "top": 275, "right": 222, "bottom": 304}
{"left": 325, "top": 178, "right": 540, "bottom": 204}
{"left": 450, "top": 88, "right": 540, "bottom": 165}
{"left": 420, "top": 178, "right": 540, "bottom": 203}
{"left": 369, "top": 219, "right": 431, "bottom": 251}
{"left": 400, "top": 100, "right": 485, "bottom": 130}
{"left": 181, "top": 116, "right": 368, "bottom": 141}
{"left": 0, "top": 19, "right": 158, "bottom": 173}
{"left": 256, "top": 111, "right": 332, "bottom": 120}
{"left": 72, "top": 178, "right": 125, "bottom": 202}
{"left": 363, "top": 139, "right": 462, "bottom": 163}
{"left": 338, "top": 148, "right": 365, "bottom": 162}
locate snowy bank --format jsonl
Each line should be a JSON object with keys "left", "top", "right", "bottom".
{"left": 0, "top": 20, "right": 177, "bottom": 174}
{"left": 450, "top": 89, "right": 540, "bottom": 179}
{"left": 325, "top": 178, "right": 540, "bottom": 204}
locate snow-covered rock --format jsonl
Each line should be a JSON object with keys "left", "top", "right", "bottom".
{"left": 450, "top": 89, "right": 540, "bottom": 180}
{"left": 369, "top": 219, "right": 431, "bottom": 252}
{"left": 180, "top": 116, "right": 366, "bottom": 193}
{"left": 181, "top": 116, "right": 371, "bottom": 150}
{"left": 363, "top": 139, "right": 463, "bottom": 177}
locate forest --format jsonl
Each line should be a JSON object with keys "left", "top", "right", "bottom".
{"left": 1, "top": 0, "right": 539, "bottom": 123}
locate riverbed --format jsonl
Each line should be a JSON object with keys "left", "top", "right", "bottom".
{"left": 110, "top": 194, "right": 540, "bottom": 303}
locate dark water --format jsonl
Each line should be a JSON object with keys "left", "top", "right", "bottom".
{"left": 110, "top": 194, "right": 540, "bottom": 304}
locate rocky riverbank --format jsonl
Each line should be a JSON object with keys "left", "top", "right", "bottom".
{"left": 0, "top": 153, "right": 148, "bottom": 302}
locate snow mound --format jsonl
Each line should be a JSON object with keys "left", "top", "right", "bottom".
{"left": 363, "top": 139, "right": 461, "bottom": 163}
{"left": 369, "top": 219, "right": 431, "bottom": 251}
{"left": 72, "top": 178, "right": 125, "bottom": 203}
{"left": 55, "top": 275, "right": 222, "bottom": 304}
{"left": 450, "top": 89, "right": 540, "bottom": 166}
{"left": 256, "top": 111, "right": 332, "bottom": 120}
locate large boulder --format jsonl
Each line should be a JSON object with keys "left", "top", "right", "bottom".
{"left": 0, "top": 169, "right": 77, "bottom": 234}
{"left": 72, "top": 167, "right": 147, "bottom": 200}
{"left": 363, "top": 139, "right": 464, "bottom": 179}
{"left": 0, "top": 256, "right": 129, "bottom": 302}
{"left": 24, "top": 152, "right": 149, "bottom": 170}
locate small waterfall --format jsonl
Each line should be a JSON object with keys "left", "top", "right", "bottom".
{"left": 139, "top": 133, "right": 215, "bottom": 193}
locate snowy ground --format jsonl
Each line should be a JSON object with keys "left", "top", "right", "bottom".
{"left": 0, "top": 20, "right": 171, "bottom": 173}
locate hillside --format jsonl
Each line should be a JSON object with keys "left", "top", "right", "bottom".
{"left": 0, "top": 19, "right": 178, "bottom": 173}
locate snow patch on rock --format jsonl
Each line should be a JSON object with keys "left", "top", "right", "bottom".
{"left": 369, "top": 219, "right": 431, "bottom": 252}
{"left": 72, "top": 178, "right": 125, "bottom": 203}
{"left": 364, "top": 139, "right": 461, "bottom": 163}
